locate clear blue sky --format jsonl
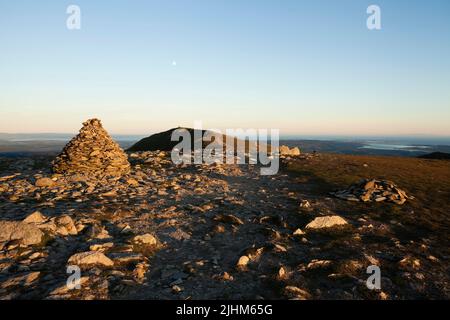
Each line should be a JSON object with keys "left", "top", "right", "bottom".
{"left": 1, "top": 0, "right": 449, "bottom": 135}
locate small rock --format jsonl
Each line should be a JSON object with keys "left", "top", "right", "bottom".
{"left": 399, "top": 257, "right": 421, "bottom": 270}
{"left": 213, "top": 224, "right": 226, "bottom": 233}
{"left": 299, "top": 200, "right": 311, "bottom": 208}
{"left": 172, "top": 285, "right": 183, "bottom": 293}
{"left": 132, "top": 233, "right": 158, "bottom": 246}
{"left": 169, "top": 229, "right": 191, "bottom": 241}
{"left": 1, "top": 272, "right": 41, "bottom": 288}
{"left": 101, "top": 190, "right": 117, "bottom": 197}
{"left": 110, "top": 252, "right": 144, "bottom": 264}
{"left": 55, "top": 215, "right": 78, "bottom": 235}
{"left": 236, "top": 255, "right": 250, "bottom": 269}
{"left": 67, "top": 251, "right": 114, "bottom": 267}
{"left": 35, "top": 178, "right": 55, "bottom": 188}
{"left": 306, "top": 259, "right": 332, "bottom": 270}
{"left": 214, "top": 214, "right": 244, "bottom": 225}
{"left": 89, "top": 242, "right": 114, "bottom": 251}
{"left": 278, "top": 266, "right": 287, "bottom": 279}
{"left": 274, "top": 244, "right": 287, "bottom": 252}
{"left": 126, "top": 178, "right": 139, "bottom": 187}
{"left": 87, "top": 225, "right": 111, "bottom": 240}
{"left": 283, "top": 286, "right": 311, "bottom": 300}
{"left": 133, "top": 262, "right": 149, "bottom": 281}
{"left": 305, "top": 215, "right": 348, "bottom": 230}
{"left": 23, "top": 211, "right": 47, "bottom": 224}
{"left": 221, "top": 272, "right": 233, "bottom": 281}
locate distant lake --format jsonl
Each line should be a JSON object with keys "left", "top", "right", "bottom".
{"left": 281, "top": 135, "right": 450, "bottom": 146}
{"left": 360, "top": 143, "right": 431, "bottom": 152}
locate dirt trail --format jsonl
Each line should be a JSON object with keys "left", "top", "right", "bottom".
{"left": 126, "top": 165, "right": 305, "bottom": 299}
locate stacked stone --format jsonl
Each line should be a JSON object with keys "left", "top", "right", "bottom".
{"left": 332, "top": 179, "right": 413, "bottom": 205}
{"left": 52, "top": 119, "right": 130, "bottom": 176}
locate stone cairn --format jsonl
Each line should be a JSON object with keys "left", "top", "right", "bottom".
{"left": 332, "top": 179, "right": 413, "bottom": 205}
{"left": 52, "top": 118, "right": 130, "bottom": 176}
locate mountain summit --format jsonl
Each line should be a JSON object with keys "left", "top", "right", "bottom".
{"left": 127, "top": 127, "right": 270, "bottom": 153}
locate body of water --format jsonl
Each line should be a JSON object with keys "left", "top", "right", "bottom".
{"left": 360, "top": 143, "right": 431, "bottom": 152}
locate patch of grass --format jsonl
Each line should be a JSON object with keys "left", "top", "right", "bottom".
{"left": 286, "top": 153, "right": 450, "bottom": 239}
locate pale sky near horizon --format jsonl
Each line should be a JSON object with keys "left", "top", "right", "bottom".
{"left": 1, "top": 0, "right": 449, "bottom": 136}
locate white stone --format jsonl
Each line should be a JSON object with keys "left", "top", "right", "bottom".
{"left": 305, "top": 215, "right": 348, "bottom": 230}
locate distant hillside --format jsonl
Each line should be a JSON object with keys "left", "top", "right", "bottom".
{"left": 418, "top": 152, "right": 450, "bottom": 160}
{"left": 127, "top": 127, "right": 269, "bottom": 153}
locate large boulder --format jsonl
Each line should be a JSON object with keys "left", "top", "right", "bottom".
{"left": 0, "top": 220, "right": 45, "bottom": 246}
{"left": 67, "top": 251, "right": 114, "bottom": 267}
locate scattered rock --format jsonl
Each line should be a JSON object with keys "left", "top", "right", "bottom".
{"left": 0, "top": 221, "right": 45, "bottom": 246}
{"left": 23, "top": 211, "right": 47, "bottom": 224}
{"left": 332, "top": 179, "right": 412, "bottom": 205}
{"left": 67, "top": 251, "right": 114, "bottom": 267}
{"left": 0, "top": 272, "right": 41, "bottom": 288}
{"left": 305, "top": 215, "right": 348, "bottom": 230}
{"left": 35, "top": 178, "right": 55, "bottom": 188}
{"left": 89, "top": 242, "right": 114, "bottom": 252}
{"left": 279, "top": 145, "right": 301, "bottom": 156}
{"left": 273, "top": 243, "right": 287, "bottom": 252}
{"left": 293, "top": 228, "right": 305, "bottom": 236}
{"left": 306, "top": 259, "right": 333, "bottom": 270}
{"left": 55, "top": 215, "right": 78, "bottom": 235}
{"left": 213, "top": 224, "right": 226, "bottom": 233}
{"left": 278, "top": 266, "right": 288, "bottom": 279}
{"left": 399, "top": 257, "right": 421, "bottom": 270}
{"left": 87, "top": 225, "right": 111, "bottom": 240}
{"left": 100, "top": 190, "right": 117, "bottom": 197}
{"left": 283, "top": 286, "right": 311, "bottom": 300}
{"left": 126, "top": 178, "right": 139, "bottom": 187}
{"left": 172, "top": 285, "right": 183, "bottom": 293}
{"left": 236, "top": 256, "right": 250, "bottom": 269}
{"left": 214, "top": 214, "right": 244, "bottom": 225}
{"left": 110, "top": 252, "right": 144, "bottom": 265}
{"left": 221, "top": 272, "right": 234, "bottom": 281}
{"left": 132, "top": 234, "right": 158, "bottom": 246}
{"left": 168, "top": 229, "right": 191, "bottom": 241}
{"left": 133, "top": 262, "right": 149, "bottom": 281}
{"left": 299, "top": 200, "right": 311, "bottom": 208}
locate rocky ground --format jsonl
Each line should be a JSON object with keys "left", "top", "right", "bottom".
{"left": 0, "top": 152, "right": 448, "bottom": 300}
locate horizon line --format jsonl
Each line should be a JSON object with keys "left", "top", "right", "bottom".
{"left": 1, "top": 131, "right": 450, "bottom": 139}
